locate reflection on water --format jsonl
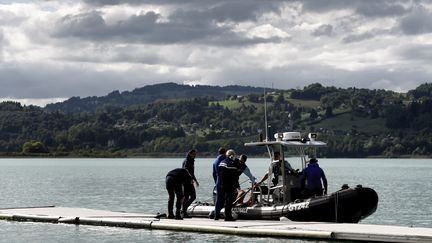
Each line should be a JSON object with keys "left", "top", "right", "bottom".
{"left": 0, "top": 158, "right": 431, "bottom": 242}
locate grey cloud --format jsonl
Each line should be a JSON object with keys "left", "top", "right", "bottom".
{"left": 52, "top": 7, "right": 283, "bottom": 46}
{"left": 300, "top": 0, "right": 354, "bottom": 12}
{"left": 312, "top": 24, "right": 333, "bottom": 37}
{"left": 342, "top": 32, "right": 375, "bottom": 43}
{"left": 53, "top": 11, "right": 109, "bottom": 39}
{"left": 400, "top": 6, "right": 432, "bottom": 35}
{"left": 82, "top": 0, "right": 281, "bottom": 22}
{"left": 82, "top": 0, "right": 173, "bottom": 5}
{"left": 1, "top": 60, "right": 429, "bottom": 100}
{"left": 200, "top": 1, "right": 281, "bottom": 22}
{"left": 0, "top": 29, "right": 3, "bottom": 62}
{"left": 354, "top": 1, "right": 407, "bottom": 17}
{"left": 0, "top": 9, "right": 26, "bottom": 26}
{"left": 398, "top": 44, "right": 432, "bottom": 61}
{"left": 301, "top": 0, "right": 408, "bottom": 17}
{"left": 342, "top": 28, "right": 393, "bottom": 44}
{"left": 0, "top": 63, "right": 185, "bottom": 99}
{"left": 57, "top": 45, "right": 164, "bottom": 65}
{"left": 197, "top": 62, "right": 429, "bottom": 93}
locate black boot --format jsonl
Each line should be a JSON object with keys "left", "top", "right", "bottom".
{"left": 182, "top": 210, "right": 192, "bottom": 218}
{"left": 175, "top": 210, "right": 183, "bottom": 220}
{"left": 168, "top": 203, "right": 174, "bottom": 219}
{"left": 224, "top": 214, "right": 236, "bottom": 221}
{"left": 208, "top": 211, "right": 215, "bottom": 219}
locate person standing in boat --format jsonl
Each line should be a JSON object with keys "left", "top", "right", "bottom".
{"left": 256, "top": 151, "right": 295, "bottom": 186}
{"left": 271, "top": 151, "right": 296, "bottom": 185}
{"left": 236, "top": 154, "right": 256, "bottom": 185}
{"left": 182, "top": 149, "right": 198, "bottom": 218}
{"left": 233, "top": 154, "right": 257, "bottom": 205}
{"left": 215, "top": 149, "right": 238, "bottom": 221}
{"left": 301, "top": 158, "right": 328, "bottom": 197}
{"left": 165, "top": 168, "right": 193, "bottom": 220}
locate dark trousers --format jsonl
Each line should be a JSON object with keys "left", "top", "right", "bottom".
{"left": 308, "top": 188, "right": 324, "bottom": 197}
{"left": 183, "top": 183, "right": 196, "bottom": 212}
{"left": 214, "top": 185, "right": 223, "bottom": 218}
{"left": 166, "top": 176, "right": 183, "bottom": 216}
{"left": 215, "top": 186, "right": 235, "bottom": 219}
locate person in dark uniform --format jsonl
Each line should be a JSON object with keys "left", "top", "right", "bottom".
{"left": 301, "top": 158, "right": 328, "bottom": 197}
{"left": 215, "top": 149, "right": 238, "bottom": 221}
{"left": 213, "top": 147, "right": 226, "bottom": 183}
{"left": 165, "top": 168, "right": 193, "bottom": 220}
{"left": 209, "top": 147, "right": 226, "bottom": 219}
{"left": 182, "top": 149, "right": 198, "bottom": 218}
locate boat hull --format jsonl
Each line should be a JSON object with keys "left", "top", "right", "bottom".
{"left": 188, "top": 186, "right": 378, "bottom": 223}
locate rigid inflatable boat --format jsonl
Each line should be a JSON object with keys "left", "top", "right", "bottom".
{"left": 187, "top": 132, "right": 378, "bottom": 223}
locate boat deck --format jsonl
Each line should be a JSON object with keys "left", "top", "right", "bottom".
{"left": 1, "top": 206, "right": 432, "bottom": 243}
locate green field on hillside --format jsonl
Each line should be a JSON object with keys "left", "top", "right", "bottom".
{"left": 210, "top": 97, "right": 321, "bottom": 110}
{"left": 313, "top": 113, "right": 389, "bottom": 135}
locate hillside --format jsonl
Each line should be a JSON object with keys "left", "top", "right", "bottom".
{"left": 1, "top": 82, "right": 432, "bottom": 158}
{"left": 45, "top": 82, "right": 271, "bottom": 113}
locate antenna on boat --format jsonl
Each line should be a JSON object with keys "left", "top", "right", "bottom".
{"left": 264, "top": 85, "right": 268, "bottom": 142}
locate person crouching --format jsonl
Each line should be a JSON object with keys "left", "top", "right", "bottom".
{"left": 166, "top": 168, "right": 193, "bottom": 220}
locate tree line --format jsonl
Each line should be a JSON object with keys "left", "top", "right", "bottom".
{"left": 0, "top": 82, "right": 431, "bottom": 158}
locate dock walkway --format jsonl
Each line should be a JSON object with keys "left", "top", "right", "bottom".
{"left": 1, "top": 206, "right": 432, "bottom": 243}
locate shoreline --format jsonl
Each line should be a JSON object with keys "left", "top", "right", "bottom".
{"left": 0, "top": 153, "right": 431, "bottom": 159}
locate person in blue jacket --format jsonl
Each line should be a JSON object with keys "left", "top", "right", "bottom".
{"left": 182, "top": 149, "right": 198, "bottom": 218}
{"left": 301, "top": 158, "right": 328, "bottom": 197}
{"left": 209, "top": 147, "right": 226, "bottom": 219}
{"left": 213, "top": 147, "right": 226, "bottom": 183}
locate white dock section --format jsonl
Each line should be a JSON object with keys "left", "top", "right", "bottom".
{"left": 1, "top": 206, "right": 432, "bottom": 243}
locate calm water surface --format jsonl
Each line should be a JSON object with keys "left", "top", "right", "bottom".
{"left": 0, "top": 158, "right": 431, "bottom": 242}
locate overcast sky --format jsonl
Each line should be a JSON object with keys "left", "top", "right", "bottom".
{"left": 1, "top": 0, "right": 431, "bottom": 106}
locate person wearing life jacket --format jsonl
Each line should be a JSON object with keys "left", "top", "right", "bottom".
{"left": 256, "top": 151, "right": 295, "bottom": 187}
{"left": 214, "top": 149, "right": 238, "bottom": 221}
{"left": 165, "top": 168, "right": 193, "bottom": 220}
{"left": 271, "top": 151, "right": 296, "bottom": 185}
{"left": 301, "top": 158, "right": 328, "bottom": 197}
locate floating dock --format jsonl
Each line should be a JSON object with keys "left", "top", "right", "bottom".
{"left": 1, "top": 206, "right": 432, "bottom": 243}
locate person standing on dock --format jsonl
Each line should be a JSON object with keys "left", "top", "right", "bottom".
{"left": 182, "top": 149, "right": 198, "bottom": 218}
{"left": 301, "top": 158, "right": 328, "bottom": 197}
{"left": 215, "top": 149, "right": 238, "bottom": 221}
{"left": 209, "top": 147, "right": 226, "bottom": 218}
{"left": 213, "top": 147, "right": 226, "bottom": 183}
{"left": 165, "top": 168, "right": 193, "bottom": 220}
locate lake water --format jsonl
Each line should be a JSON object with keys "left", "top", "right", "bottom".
{"left": 1, "top": 158, "right": 431, "bottom": 242}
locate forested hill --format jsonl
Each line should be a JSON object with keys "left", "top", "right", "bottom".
{"left": 1, "top": 82, "right": 432, "bottom": 158}
{"left": 45, "top": 82, "right": 270, "bottom": 113}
